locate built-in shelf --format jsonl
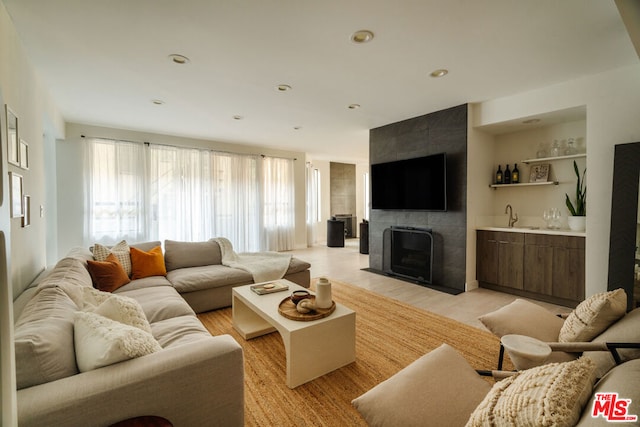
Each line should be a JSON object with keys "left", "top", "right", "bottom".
{"left": 521, "top": 153, "right": 586, "bottom": 164}
{"left": 489, "top": 181, "right": 558, "bottom": 189}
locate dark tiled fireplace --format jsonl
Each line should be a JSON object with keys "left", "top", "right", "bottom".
{"left": 387, "top": 227, "right": 433, "bottom": 284}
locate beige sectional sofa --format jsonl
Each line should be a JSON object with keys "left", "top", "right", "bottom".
{"left": 13, "top": 239, "right": 310, "bottom": 427}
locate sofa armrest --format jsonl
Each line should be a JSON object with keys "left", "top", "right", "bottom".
{"left": 18, "top": 335, "right": 244, "bottom": 427}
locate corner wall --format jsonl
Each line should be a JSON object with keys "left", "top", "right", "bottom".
{"left": 369, "top": 104, "right": 468, "bottom": 292}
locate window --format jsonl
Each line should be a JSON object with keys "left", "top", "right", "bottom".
{"left": 84, "top": 138, "right": 295, "bottom": 251}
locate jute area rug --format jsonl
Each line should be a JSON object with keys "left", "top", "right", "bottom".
{"left": 198, "top": 280, "right": 510, "bottom": 426}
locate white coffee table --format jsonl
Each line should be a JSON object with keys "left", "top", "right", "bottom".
{"left": 232, "top": 280, "right": 356, "bottom": 388}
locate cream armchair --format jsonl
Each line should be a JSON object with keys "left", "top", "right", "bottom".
{"left": 478, "top": 289, "right": 640, "bottom": 378}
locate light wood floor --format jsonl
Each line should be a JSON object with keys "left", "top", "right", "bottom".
{"left": 290, "top": 239, "right": 571, "bottom": 330}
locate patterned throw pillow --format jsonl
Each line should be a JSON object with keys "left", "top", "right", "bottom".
{"left": 559, "top": 288, "right": 627, "bottom": 342}
{"left": 467, "top": 358, "right": 597, "bottom": 427}
{"left": 92, "top": 240, "right": 132, "bottom": 276}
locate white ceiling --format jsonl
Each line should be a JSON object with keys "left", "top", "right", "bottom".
{"left": 3, "top": 0, "right": 638, "bottom": 163}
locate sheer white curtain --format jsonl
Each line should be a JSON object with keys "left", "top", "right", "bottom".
{"left": 83, "top": 138, "right": 147, "bottom": 246}
{"left": 262, "top": 156, "right": 295, "bottom": 251}
{"left": 306, "top": 162, "right": 320, "bottom": 245}
{"left": 84, "top": 139, "right": 295, "bottom": 252}
{"left": 148, "top": 145, "right": 261, "bottom": 251}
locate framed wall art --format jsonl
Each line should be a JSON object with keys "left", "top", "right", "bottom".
{"left": 22, "top": 195, "right": 31, "bottom": 227}
{"left": 6, "top": 106, "right": 19, "bottom": 167}
{"left": 19, "top": 139, "right": 29, "bottom": 169}
{"left": 9, "top": 171, "right": 23, "bottom": 218}
{"left": 529, "top": 163, "right": 550, "bottom": 183}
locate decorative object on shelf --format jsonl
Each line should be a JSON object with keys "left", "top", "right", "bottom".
{"left": 564, "top": 137, "right": 577, "bottom": 156}
{"left": 504, "top": 164, "right": 511, "bottom": 184}
{"left": 315, "top": 277, "right": 333, "bottom": 309}
{"left": 550, "top": 139, "right": 560, "bottom": 157}
{"left": 495, "top": 165, "right": 503, "bottom": 184}
{"left": 9, "top": 171, "right": 23, "bottom": 218}
{"left": 536, "top": 142, "right": 547, "bottom": 159}
{"left": 565, "top": 160, "right": 586, "bottom": 231}
{"left": 5, "top": 105, "right": 19, "bottom": 167}
{"left": 529, "top": 163, "right": 550, "bottom": 183}
{"left": 543, "top": 208, "right": 562, "bottom": 229}
{"left": 512, "top": 164, "right": 520, "bottom": 184}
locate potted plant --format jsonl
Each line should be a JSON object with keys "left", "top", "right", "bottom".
{"left": 565, "top": 160, "right": 586, "bottom": 231}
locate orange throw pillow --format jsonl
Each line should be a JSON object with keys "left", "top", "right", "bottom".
{"left": 87, "top": 253, "right": 131, "bottom": 292}
{"left": 130, "top": 246, "right": 167, "bottom": 280}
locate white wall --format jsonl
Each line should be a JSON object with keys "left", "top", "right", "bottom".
{"left": 469, "top": 64, "right": 640, "bottom": 298}
{"left": 58, "top": 123, "right": 308, "bottom": 254}
{"left": 0, "top": 1, "right": 65, "bottom": 423}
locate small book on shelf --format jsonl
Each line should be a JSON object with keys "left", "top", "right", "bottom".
{"left": 250, "top": 282, "right": 289, "bottom": 295}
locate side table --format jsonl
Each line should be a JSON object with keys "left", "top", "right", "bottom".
{"left": 501, "top": 334, "right": 551, "bottom": 371}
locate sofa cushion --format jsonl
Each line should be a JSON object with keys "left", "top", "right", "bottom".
{"left": 576, "top": 359, "right": 640, "bottom": 426}
{"left": 87, "top": 253, "right": 131, "bottom": 292}
{"left": 352, "top": 343, "right": 491, "bottom": 427}
{"left": 93, "top": 240, "right": 132, "bottom": 276}
{"left": 164, "top": 239, "right": 222, "bottom": 271}
{"left": 286, "top": 257, "right": 311, "bottom": 275}
{"left": 74, "top": 311, "right": 162, "bottom": 372}
{"left": 583, "top": 307, "right": 640, "bottom": 378}
{"left": 559, "top": 288, "right": 627, "bottom": 343}
{"left": 117, "top": 286, "right": 195, "bottom": 323}
{"left": 467, "top": 358, "right": 597, "bottom": 427}
{"left": 151, "top": 315, "right": 211, "bottom": 349}
{"left": 14, "top": 287, "right": 79, "bottom": 389}
{"left": 167, "top": 265, "right": 253, "bottom": 293}
{"left": 130, "top": 246, "right": 167, "bottom": 280}
{"left": 36, "top": 257, "right": 93, "bottom": 294}
{"left": 82, "top": 287, "right": 152, "bottom": 334}
{"left": 479, "top": 299, "right": 565, "bottom": 342}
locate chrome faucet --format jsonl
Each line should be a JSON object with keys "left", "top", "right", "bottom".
{"left": 505, "top": 204, "right": 518, "bottom": 228}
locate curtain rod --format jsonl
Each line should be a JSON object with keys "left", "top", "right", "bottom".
{"left": 80, "top": 134, "right": 297, "bottom": 161}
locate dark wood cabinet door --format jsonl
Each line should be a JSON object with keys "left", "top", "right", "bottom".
{"left": 524, "top": 243, "right": 553, "bottom": 295}
{"left": 553, "top": 245, "right": 586, "bottom": 301}
{"left": 498, "top": 238, "right": 524, "bottom": 290}
{"left": 476, "top": 231, "right": 498, "bottom": 284}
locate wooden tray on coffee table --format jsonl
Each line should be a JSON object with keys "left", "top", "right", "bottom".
{"left": 278, "top": 295, "right": 336, "bottom": 321}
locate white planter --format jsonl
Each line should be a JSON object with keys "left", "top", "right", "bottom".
{"left": 567, "top": 216, "right": 586, "bottom": 231}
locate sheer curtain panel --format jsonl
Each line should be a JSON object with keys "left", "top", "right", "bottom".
{"left": 83, "top": 139, "right": 146, "bottom": 246}
{"left": 262, "top": 156, "right": 295, "bottom": 251}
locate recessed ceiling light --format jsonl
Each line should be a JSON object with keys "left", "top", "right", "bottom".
{"left": 168, "top": 54, "right": 190, "bottom": 65}
{"left": 351, "top": 30, "right": 374, "bottom": 44}
{"left": 233, "top": 115, "right": 244, "bottom": 120}
{"left": 293, "top": 126, "right": 302, "bottom": 130}
{"left": 348, "top": 104, "right": 361, "bottom": 110}
{"left": 522, "top": 118, "right": 541, "bottom": 124}
{"left": 276, "top": 84, "right": 292, "bottom": 92}
{"left": 151, "top": 99, "right": 165, "bottom": 105}
{"left": 430, "top": 69, "right": 448, "bottom": 78}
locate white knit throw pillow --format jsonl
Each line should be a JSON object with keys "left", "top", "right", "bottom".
{"left": 467, "top": 358, "right": 596, "bottom": 427}
{"left": 74, "top": 311, "right": 161, "bottom": 372}
{"left": 559, "top": 288, "right": 627, "bottom": 342}
{"left": 82, "top": 287, "right": 152, "bottom": 334}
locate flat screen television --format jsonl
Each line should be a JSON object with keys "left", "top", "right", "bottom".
{"left": 371, "top": 153, "right": 447, "bottom": 211}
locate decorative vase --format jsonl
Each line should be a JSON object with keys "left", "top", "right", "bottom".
{"left": 315, "top": 277, "right": 332, "bottom": 309}
{"left": 567, "top": 216, "right": 586, "bottom": 231}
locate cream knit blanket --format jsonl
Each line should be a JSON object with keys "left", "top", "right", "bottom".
{"left": 214, "top": 237, "right": 292, "bottom": 283}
